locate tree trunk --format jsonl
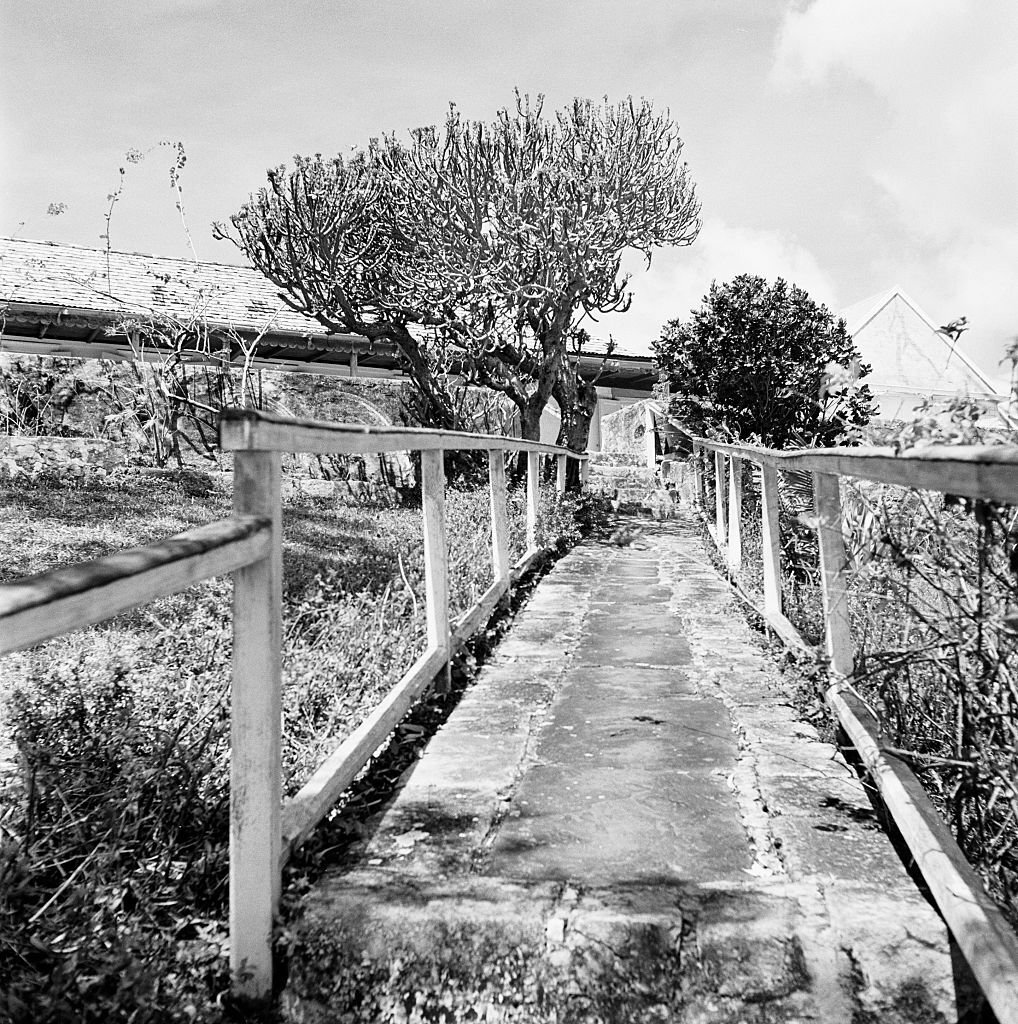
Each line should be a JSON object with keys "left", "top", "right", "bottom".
{"left": 367, "top": 322, "right": 460, "bottom": 432}
{"left": 519, "top": 405, "right": 543, "bottom": 442}
{"left": 553, "top": 367, "right": 598, "bottom": 490}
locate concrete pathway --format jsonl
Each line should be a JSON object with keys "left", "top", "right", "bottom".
{"left": 282, "top": 516, "right": 969, "bottom": 1023}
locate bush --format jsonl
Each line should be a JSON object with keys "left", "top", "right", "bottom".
{"left": 654, "top": 274, "right": 874, "bottom": 448}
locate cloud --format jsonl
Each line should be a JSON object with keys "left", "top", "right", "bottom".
{"left": 595, "top": 217, "right": 839, "bottom": 353}
{"left": 772, "top": 0, "right": 1018, "bottom": 360}
{"left": 773, "top": 0, "right": 1018, "bottom": 233}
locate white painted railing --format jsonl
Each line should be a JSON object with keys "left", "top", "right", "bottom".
{"left": 691, "top": 436, "right": 1018, "bottom": 1023}
{"left": 0, "top": 409, "right": 588, "bottom": 1000}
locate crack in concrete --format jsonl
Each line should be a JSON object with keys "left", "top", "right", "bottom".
{"left": 470, "top": 702, "right": 554, "bottom": 865}
{"left": 468, "top": 571, "right": 595, "bottom": 870}
{"left": 661, "top": 548, "right": 787, "bottom": 880}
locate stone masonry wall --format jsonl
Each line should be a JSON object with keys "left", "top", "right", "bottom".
{"left": 0, "top": 435, "right": 127, "bottom": 482}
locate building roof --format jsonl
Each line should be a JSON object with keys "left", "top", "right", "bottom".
{"left": 0, "top": 236, "right": 655, "bottom": 391}
{"left": 840, "top": 285, "right": 1003, "bottom": 400}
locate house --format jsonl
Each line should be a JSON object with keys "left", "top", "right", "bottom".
{"left": 840, "top": 286, "right": 1009, "bottom": 425}
{"left": 0, "top": 236, "right": 655, "bottom": 449}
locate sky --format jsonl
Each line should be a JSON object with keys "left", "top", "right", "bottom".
{"left": 2, "top": 0, "right": 1015, "bottom": 380}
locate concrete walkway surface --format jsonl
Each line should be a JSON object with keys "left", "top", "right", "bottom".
{"left": 281, "top": 515, "right": 972, "bottom": 1023}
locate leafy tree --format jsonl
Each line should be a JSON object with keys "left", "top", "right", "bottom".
{"left": 654, "top": 275, "right": 874, "bottom": 448}
{"left": 220, "top": 93, "right": 700, "bottom": 446}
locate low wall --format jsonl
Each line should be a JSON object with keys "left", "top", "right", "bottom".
{"left": 0, "top": 435, "right": 127, "bottom": 482}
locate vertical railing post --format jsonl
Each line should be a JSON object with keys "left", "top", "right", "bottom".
{"left": 488, "top": 449, "right": 510, "bottom": 587}
{"left": 231, "top": 448, "right": 282, "bottom": 1001}
{"left": 692, "top": 442, "right": 704, "bottom": 511}
{"left": 727, "top": 455, "right": 743, "bottom": 573}
{"left": 714, "top": 450, "right": 728, "bottom": 550}
{"left": 760, "top": 461, "right": 782, "bottom": 616}
{"left": 556, "top": 453, "right": 567, "bottom": 495}
{"left": 580, "top": 455, "right": 590, "bottom": 487}
{"left": 421, "top": 448, "right": 450, "bottom": 657}
{"left": 526, "top": 449, "right": 540, "bottom": 551}
{"left": 813, "top": 471, "right": 854, "bottom": 675}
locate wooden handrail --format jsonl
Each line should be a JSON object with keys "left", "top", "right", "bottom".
{"left": 0, "top": 516, "right": 271, "bottom": 655}
{"left": 1, "top": 412, "right": 585, "bottom": 1002}
{"left": 694, "top": 438, "right": 1018, "bottom": 502}
{"left": 220, "top": 407, "right": 590, "bottom": 458}
{"left": 689, "top": 435, "right": 1018, "bottom": 1022}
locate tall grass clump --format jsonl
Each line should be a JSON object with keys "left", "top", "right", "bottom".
{"left": 840, "top": 481, "right": 1018, "bottom": 920}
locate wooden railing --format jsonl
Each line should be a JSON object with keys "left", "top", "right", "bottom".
{"left": 691, "top": 437, "right": 1018, "bottom": 1022}
{"left": 0, "top": 409, "right": 588, "bottom": 1000}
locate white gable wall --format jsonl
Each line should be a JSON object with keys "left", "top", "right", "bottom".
{"left": 843, "top": 288, "right": 1006, "bottom": 424}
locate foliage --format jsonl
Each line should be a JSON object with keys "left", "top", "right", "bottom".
{"left": 0, "top": 467, "right": 603, "bottom": 1020}
{"left": 536, "top": 487, "right": 615, "bottom": 551}
{"left": 655, "top": 274, "right": 874, "bottom": 449}
{"left": 220, "top": 92, "right": 700, "bottom": 447}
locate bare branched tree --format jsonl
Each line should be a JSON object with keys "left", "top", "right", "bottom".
{"left": 220, "top": 93, "right": 700, "bottom": 449}
{"left": 217, "top": 152, "right": 462, "bottom": 431}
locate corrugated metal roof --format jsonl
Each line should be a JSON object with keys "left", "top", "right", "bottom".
{"left": 0, "top": 236, "right": 651, "bottom": 353}
{"left": 0, "top": 236, "right": 657, "bottom": 390}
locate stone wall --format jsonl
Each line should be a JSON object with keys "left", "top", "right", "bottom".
{"left": 0, "top": 435, "right": 127, "bottom": 482}
{"left": 600, "top": 400, "right": 656, "bottom": 456}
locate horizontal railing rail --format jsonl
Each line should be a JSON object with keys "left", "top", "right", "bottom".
{"left": 0, "top": 409, "right": 588, "bottom": 1000}
{"left": 690, "top": 436, "right": 1018, "bottom": 1023}
{"left": 0, "top": 517, "right": 271, "bottom": 655}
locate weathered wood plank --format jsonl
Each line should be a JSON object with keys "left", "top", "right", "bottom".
{"left": 220, "top": 408, "right": 582, "bottom": 459}
{"left": 692, "top": 443, "right": 705, "bottom": 509}
{"left": 714, "top": 451, "right": 728, "bottom": 551}
{"left": 421, "top": 450, "right": 450, "bottom": 657}
{"left": 452, "top": 578, "right": 510, "bottom": 648}
{"left": 813, "top": 472, "right": 854, "bottom": 676}
{"left": 763, "top": 610, "right": 812, "bottom": 653}
{"left": 760, "top": 462, "right": 782, "bottom": 616}
{"left": 511, "top": 546, "right": 544, "bottom": 581}
{"left": 230, "top": 451, "right": 282, "bottom": 1000}
{"left": 281, "top": 646, "right": 448, "bottom": 861}
{"left": 488, "top": 450, "right": 511, "bottom": 586}
{"left": 694, "top": 437, "right": 1018, "bottom": 503}
{"left": 644, "top": 403, "right": 657, "bottom": 470}
{"left": 828, "top": 684, "right": 1018, "bottom": 1024}
{"left": 727, "top": 456, "right": 743, "bottom": 573}
{"left": 282, "top": 572, "right": 514, "bottom": 866}
{"left": 526, "top": 450, "right": 540, "bottom": 552}
{"left": 0, "top": 517, "right": 270, "bottom": 655}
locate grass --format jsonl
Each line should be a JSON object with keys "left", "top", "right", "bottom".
{"left": 0, "top": 467, "right": 602, "bottom": 1022}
